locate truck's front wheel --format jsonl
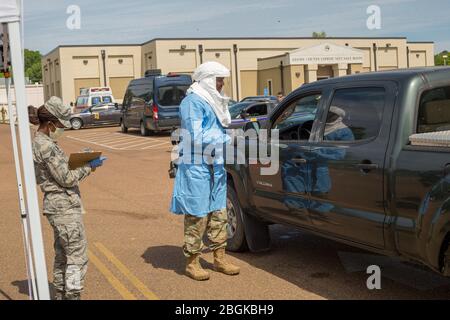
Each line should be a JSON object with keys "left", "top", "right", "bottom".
{"left": 226, "top": 184, "right": 248, "bottom": 252}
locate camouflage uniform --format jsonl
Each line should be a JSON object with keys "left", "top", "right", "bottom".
{"left": 183, "top": 208, "right": 228, "bottom": 257}
{"left": 32, "top": 131, "right": 91, "bottom": 299}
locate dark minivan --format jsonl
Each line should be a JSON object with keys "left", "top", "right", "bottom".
{"left": 120, "top": 70, "right": 192, "bottom": 136}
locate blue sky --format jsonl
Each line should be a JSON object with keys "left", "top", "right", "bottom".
{"left": 24, "top": 0, "right": 450, "bottom": 55}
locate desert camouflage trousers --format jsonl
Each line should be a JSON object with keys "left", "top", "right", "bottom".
{"left": 46, "top": 214, "right": 88, "bottom": 299}
{"left": 183, "top": 209, "right": 228, "bottom": 257}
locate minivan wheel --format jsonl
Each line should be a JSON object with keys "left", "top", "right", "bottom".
{"left": 140, "top": 121, "right": 151, "bottom": 136}
{"left": 70, "top": 118, "right": 83, "bottom": 130}
{"left": 226, "top": 183, "right": 248, "bottom": 252}
{"left": 121, "top": 119, "right": 128, "bottom": 133}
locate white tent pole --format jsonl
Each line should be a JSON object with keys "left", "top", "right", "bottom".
{"left": 7, "top": 21, "right": 50, "bottom": 300}
{"left": 5, "top": 76, "right": 37, "bottom": 300}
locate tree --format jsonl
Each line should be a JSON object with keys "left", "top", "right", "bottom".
{"left": 435, "top": 50, "right": 449, "bottom": 66}
{"left": 312, "top": 31, "right": 327, "bottom": 38}
{"left": 0, "top": 48, "right": 42, "bottom": 81}
{"left": 24, "top": 49, "right": 42, "bottom": 83}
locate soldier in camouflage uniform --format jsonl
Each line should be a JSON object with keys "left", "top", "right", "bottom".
{"left": 29, "top": 97, "right": 106, "bottom": 300}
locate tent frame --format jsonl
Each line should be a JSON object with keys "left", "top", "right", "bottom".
{"left": 2, "top": 3, "right": 51, "bottom": 300}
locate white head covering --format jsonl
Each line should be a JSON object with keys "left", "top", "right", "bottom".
{"left": 324, "top": 106, "right": 348, "bottom": 136}
{"left": 187, "top": 61, "right": 231, "bottom": 127}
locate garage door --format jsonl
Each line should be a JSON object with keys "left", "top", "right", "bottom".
{"left": 74, "top": 78, "right": 100, "bottom": 97}
{"left": 109, "top": 77, "right": 134, "bottom": 103}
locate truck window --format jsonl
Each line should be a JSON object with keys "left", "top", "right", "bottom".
{"left": 417, "top": 86, "right": 450, "bottom": 133}
{"left": 102, "top": 96, "right": 112, "bottom": 103}
{"left": 273, "top": 93, "right": 321, "bottom": 141}
{"left": 322, "top": 87, "right": 386, "bottom": 142}
{"left": 246, "top": 104, "right": 267, "bottom": 117}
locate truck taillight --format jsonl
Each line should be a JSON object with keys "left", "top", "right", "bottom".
{"left": 153, "top": 103, "right": 159, "bottom": 120}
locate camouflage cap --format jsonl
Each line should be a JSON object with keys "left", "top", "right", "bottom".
{"left": 44, "top": 96, "right": 72, "bottom": 128}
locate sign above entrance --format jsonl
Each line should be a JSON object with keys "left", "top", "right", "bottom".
{"left": 288, "top": 42, "right": 364, "bottom": 65}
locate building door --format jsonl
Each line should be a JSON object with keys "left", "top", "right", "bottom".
{"left": 317, "top": 65, "right": 333, "bottom": 79}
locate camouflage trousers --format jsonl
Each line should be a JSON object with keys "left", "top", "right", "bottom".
{"left": 46, "top": 214, "right": 88, "bottom": 299}
{"left": 183, "top": 209, "right": 228, "bottom": 258}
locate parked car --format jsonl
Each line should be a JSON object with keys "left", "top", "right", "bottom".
{"left": 240, "top": 95, "right": 278, "bottom": 103}
{"left": 228, "top": 100, "right": 276, "bottom": 130}
{"left": 70, "top": 102, "right": 121, "bottom": 130}
{"left": 72, "top": 87, "right": 115, "bottom": 113}
{"left": 226, "top": 67, "right": 450, "bottom": 277}
{"left": 120, "top": 72, "right": 192, "bottom": 136}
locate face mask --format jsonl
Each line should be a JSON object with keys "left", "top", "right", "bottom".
{"left": 49, "top": 123, "right": 64, "bottom": 141}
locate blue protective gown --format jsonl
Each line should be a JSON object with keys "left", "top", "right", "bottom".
{"left": 170, "top": 93, "right": 228, "bottom": 217}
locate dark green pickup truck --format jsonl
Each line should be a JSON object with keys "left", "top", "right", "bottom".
{"left": 226, "top": 67, "right": 450, "bottom": 277}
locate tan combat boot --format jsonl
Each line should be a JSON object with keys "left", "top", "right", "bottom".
{"left": 186, "top": 254, "right": 210, "bottom": 281}
{"left": 213, "top": 248, "right": 240, "bottom": 276}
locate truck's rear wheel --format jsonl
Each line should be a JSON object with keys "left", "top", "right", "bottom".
{"left": 226, "top": 184, "right": 248, "bottom": 252}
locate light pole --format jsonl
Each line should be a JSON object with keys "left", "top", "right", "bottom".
{"left": 443, "top": 55, "right": 448, "bottom": 66}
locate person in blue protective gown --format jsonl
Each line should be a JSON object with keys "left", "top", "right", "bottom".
{"left": 170, "top": 61, "right": 240, "bottom": 281}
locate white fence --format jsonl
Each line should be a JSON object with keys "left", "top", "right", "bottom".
{"left": 0, "top": 83, "right": 44, "bottom": 122}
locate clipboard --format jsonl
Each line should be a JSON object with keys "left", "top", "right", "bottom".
{"left": 68, "top": 151, "right": 102, "bottom": 170}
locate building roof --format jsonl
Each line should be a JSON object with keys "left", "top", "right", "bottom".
{"left": 300, "top": 66, "right": 450, "bottom": 89}
{"left": 43, "top": 36, "right": 434, "bottom": 57}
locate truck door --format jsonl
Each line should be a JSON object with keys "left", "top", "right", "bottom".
{"left": 304, "top": 84, "right": 396, "bottom": 249}
{"left": 248, "top": 91, "right": 325, "bottom": 228}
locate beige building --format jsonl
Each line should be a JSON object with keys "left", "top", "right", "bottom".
{"left": 42, "top": 37, "right": 434, "bottom": 104}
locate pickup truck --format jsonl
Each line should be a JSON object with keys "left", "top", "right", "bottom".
{"left": 225, "top": 67, "right": 450, "bottom": 277}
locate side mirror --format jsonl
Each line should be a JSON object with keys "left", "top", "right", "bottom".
{"left": 70, "top": 102, "right": 74, "bottom": 107}
{"left": 115, "top": 103, "right": 119, "bottom": 109}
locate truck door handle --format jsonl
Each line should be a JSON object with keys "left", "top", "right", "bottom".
{"left": 357, "top": 162, "right": 378, "bottom": 173}
{"left": 292, "top": 158, "right": 307, "bottom": 164}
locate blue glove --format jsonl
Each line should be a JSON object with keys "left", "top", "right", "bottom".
{"left": 89, "top": 156, "right": 107, "bottom": 169}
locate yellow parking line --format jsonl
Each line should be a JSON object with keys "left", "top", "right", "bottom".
{"left": 88, "top": 250, "right": 137, "bottom": 300}
{"left": 94, "top": 242, "right": 159, "bottom": 300}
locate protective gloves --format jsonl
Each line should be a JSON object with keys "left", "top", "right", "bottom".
{"left": 89, "top": 156, "right": 107, "bottom": 169}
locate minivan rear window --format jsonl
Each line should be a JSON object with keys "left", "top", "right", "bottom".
{"left": 157, "top": 85, "right": 189, "bottom": 106}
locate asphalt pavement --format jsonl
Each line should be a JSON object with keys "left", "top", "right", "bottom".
{"left": 1, "top": 124, "right": 449, "bottom": 300}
